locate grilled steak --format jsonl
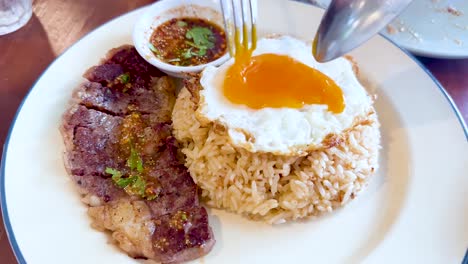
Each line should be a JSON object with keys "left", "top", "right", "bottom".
{"left": 61, "top": 46, "right": 215, "bottom": 263}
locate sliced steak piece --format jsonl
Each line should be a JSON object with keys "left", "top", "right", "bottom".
{"left": 152, "top": 207, "right": 215, "bottom": 263}
{"left": 77, "top": 71, "right": 175, "bottom": 121}
{"left": 88, "top": 201, "right": 214, "bottom": 263}
{"left": 62, "top": 105, "right": 124, "bottom": 177}
{"left": 73, "top": 174, "right": 127, "bottom": 204}
{"left": 61, "top": 46, "right": 214, "bottom": 263}
{"left": 84, "top": 45, "right": 164, "bottom": 90}
{"left": 62, "top": 107, "right": 198, "bottom": 214}
{"left": 88, "top": 200, "right": 156, "bottom": 258}
{"left": 83, "top": 63, "right": 124, "bottom": 85}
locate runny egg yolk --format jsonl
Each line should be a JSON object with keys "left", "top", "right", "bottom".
{"left": 223, "top": 53, "right": 345, "bottom": 113}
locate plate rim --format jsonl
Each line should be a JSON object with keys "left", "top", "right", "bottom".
{"left": 1, "top": 3, "right": 467, "bottom": 264}
{"left": 400, "top": 45, "right": 468, "bottom": 60}
{"left": 381, "top": 33, "right": 468, "bottom": 60}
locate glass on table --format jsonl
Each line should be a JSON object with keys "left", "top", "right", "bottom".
{"left": 0, "top": 0, "right": 32, "bottom": 35}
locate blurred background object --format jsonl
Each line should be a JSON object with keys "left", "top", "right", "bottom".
{"left": 297, "top": 0, "right": 468, "bottom": 59}
{"left": 295, "top": 0, "right": 329, "bottom": 8}
{"left": 381, "top": 0, "right": 468, "bottom": 58}
{"left": 0, "top": 0, "right": 32, "bottom": 35}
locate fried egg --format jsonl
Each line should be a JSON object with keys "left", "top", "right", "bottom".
{"left": 196, "top": 36, "right": 373, "bottom": 155}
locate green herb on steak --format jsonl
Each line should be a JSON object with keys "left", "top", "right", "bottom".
{"left": 117, "top": 73, "right": 130, "bottom": 84}
{"left": 105, "top": 146, "right": 157, "bottom": 200}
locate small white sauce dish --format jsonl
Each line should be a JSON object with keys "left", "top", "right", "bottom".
{"left": 133, "top": 0, "right": 230, "bottom": 78}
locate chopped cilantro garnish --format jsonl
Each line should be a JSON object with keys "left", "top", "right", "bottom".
{"left": 105, "top": 145, "right": 156, "bottom": 200}
{"left": 181, "top": 212, "right": 188, "bottom": 221}
{"left": 182, "top": 48, "right": 196, "bottom": 59}
{"left": 167, "top": 58, "right": 181, "bottom": 62}
{"left": 105, "top": 167, "right": 122, "bottom": 180}
{"left": 148, "top": 43, "right": 159, "bottom": 53}
{"left": 185, "top": 26, "right": 214, "bottom": 58}
{"left": 185, "top": 40, "right": 198, "bottom": 48}
{"left": 177, "top": 20, "right": 187, "bottom": 27}
{"left": 105, "top": 167, "right": 132, "bottom": 188}
{"left": 197, "top": 48, "right": 207, "bottom": 56}
{"left": 132, "top": 176, "right": 146, "bottom": 196}
{"left": 117, "top": 73, "right": 130, "bottom": 84}
{"left": 116, "top": 176, "right": 135, "bottom": 188}
{"left": 127, "top": 147, "right": 144, "bottom": 173}
{"left": 186, "top": 27, "right": 214, "bottom": 48}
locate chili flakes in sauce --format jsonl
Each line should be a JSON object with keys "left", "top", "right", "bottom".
{"left": 149, "top": 17, "right": 227, "bottom": 66}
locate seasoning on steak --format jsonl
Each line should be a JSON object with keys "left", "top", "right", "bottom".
{"left": 60, "top": 46, "right": 215, "bottom": 263}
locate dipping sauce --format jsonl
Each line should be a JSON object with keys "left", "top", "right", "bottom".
{"left": 149, "top": 17, "right": 227, "bottom": 66}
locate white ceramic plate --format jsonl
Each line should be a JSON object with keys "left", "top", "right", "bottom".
{"left": 1, "top": 1, "right": 468, "bottom": 263}
{"left": 381, "top": 0, "right": 468, "bottom": 59}
{"left": 299, "top": 0, "right": 468, "bottom": 59}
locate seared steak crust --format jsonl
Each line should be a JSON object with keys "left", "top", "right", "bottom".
{"left": 61, "top": 46, "right": 214, "bottom": 263}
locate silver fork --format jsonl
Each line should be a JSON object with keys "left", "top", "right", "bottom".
{"left": 220, "top": 0, "right": 257, "bottom": 58}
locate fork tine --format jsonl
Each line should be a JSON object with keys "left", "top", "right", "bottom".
{"left": 220, "top": 0, "right": 257, "bottom": 58}
{"left": 240, "top": 0, "right": 249, "bottom": 50}
{"left": 249, "top": 0, "right": 257, "bottom": 50}
{"left": 232, "top": 0, "right": 242, "bottom": 56}
{"left": 241, "top": 0, "right": 256, "bottom": 53}
{"left": 220, "top": 0, "right": 235, "bottom": 56}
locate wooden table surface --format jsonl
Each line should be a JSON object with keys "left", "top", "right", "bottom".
{"left": 0, "top": 0, "right": 466, "bottom": 263}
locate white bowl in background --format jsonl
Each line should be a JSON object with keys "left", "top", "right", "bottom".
{"left": 133, "top": 0, "right": 230, "bottom": 78}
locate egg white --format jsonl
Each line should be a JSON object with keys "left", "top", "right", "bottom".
{"left": 196, "top": 36, "right": 373, "bottom": 155}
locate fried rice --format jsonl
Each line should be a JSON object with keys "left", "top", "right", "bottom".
{"left": 172, "top": 83, "right": 381, "bottom": 224}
